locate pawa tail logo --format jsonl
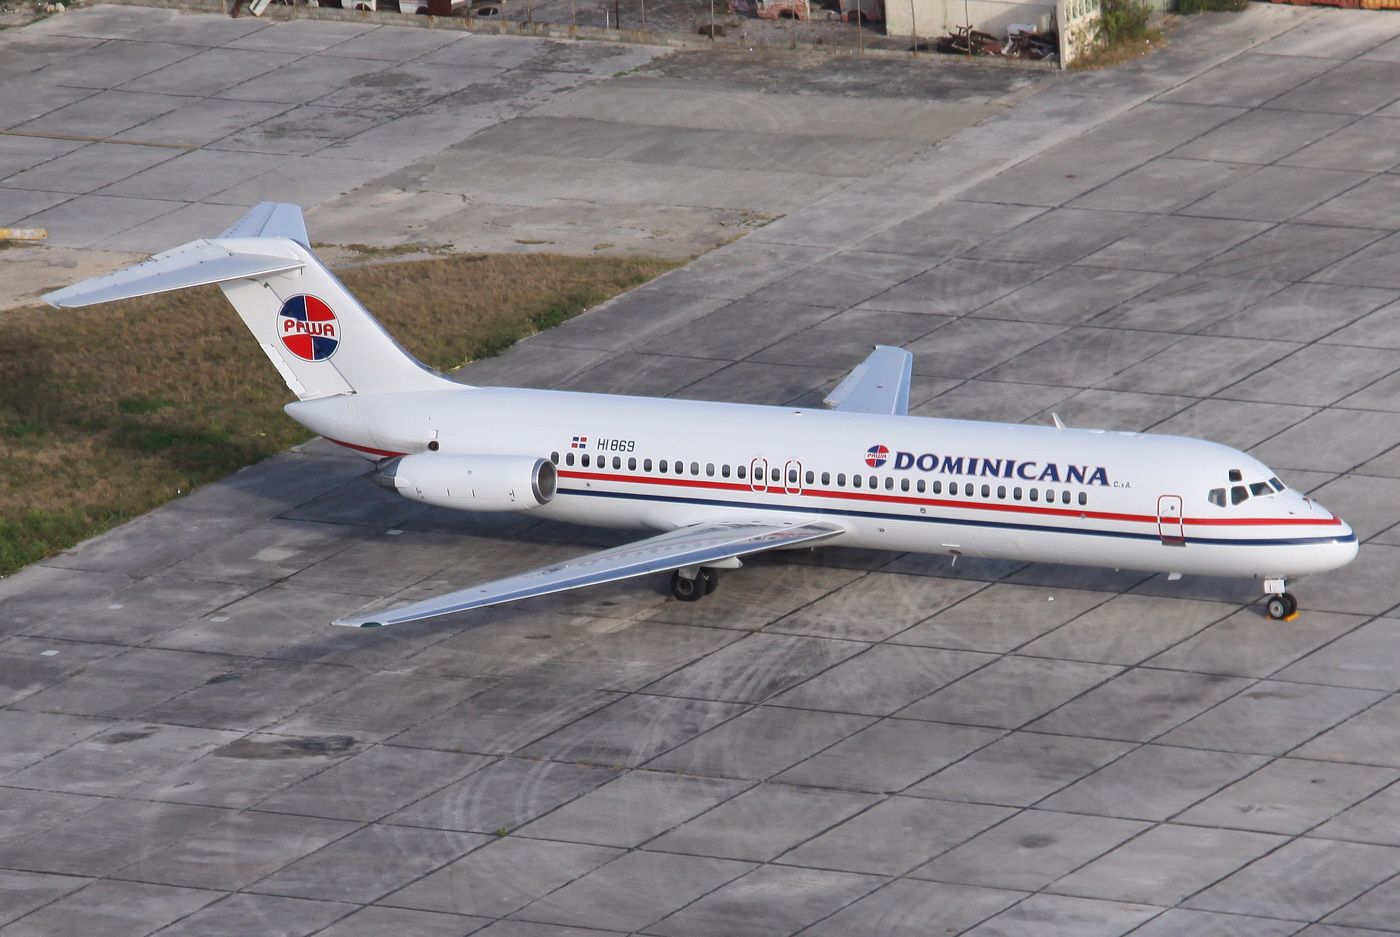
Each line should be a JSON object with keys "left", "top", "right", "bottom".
{"left": 278, "top": 294, "right": 339, "bottom": 361}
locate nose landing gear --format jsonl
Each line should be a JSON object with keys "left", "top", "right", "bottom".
{"left": 1263, "top": 579, "right": 1299, "bottom": 621}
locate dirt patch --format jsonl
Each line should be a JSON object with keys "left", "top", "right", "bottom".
{"left": 214, "top": 735, "right": 360, "bottom": 759}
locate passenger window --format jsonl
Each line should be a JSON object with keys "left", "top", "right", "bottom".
{"left": 1029, "top": 488, "right": 1038, "bottom": 502}
{"left": 789, "top": 469, "right": 798, "bottom": 484}
{"left": 868, "top": 475, "right": 878, "bottom": 488}
{"left": 1078, "top": 492, "right": 1087, "bottom": 506}
{"left": 949, "top": 482, "right": 959, "bottom": 496}
{"left": 821, "top": 472, "right": 831, "bottom": 485}
{"left": 659, "top": 459, "right": 668, "bottom": 473}
{"left": 1044, "top": 489, "right": 1053, "bottom": 502}
{"left": 1250, "top": 482, "right": 1270, "bottom": 497}
{"left": 627, "top": 457, "right": 636, "bottom": 471}
{"left": 1231, "top": 485, "right": 1248, "bottom": 505}
{"left": 691, "top": 462, "right": 700, "bottom": 475}
{"left": 721, "top": 464, "right": 730, "bottom": 478}
{"left": 1013, "top": 487, "right": 1022, "bottom": 500}
{"left": 706, "top": 463, "right": 715, "bottom": 477}
{"left": 675, "top": 461, "right": 684, "bottom": 474}
{"left": 771, "top": 467, "right": 780, "bottom": 483}
{"left": 884, "top": 477, "right": 894, "bottom": 491}
{"left": 550, "top": 451, "right": 559, "bottom": 464}
{"left": 581, "top": 454, "right": 591, "bottom": 468}
{"left": 1062, "top": 491, "right": 1071, "bottom": 505}
{"left": 612, "top": 456, "right": 621, "bottom": 469}
{"left": 566, "top": 452, "right": 575, "bottom": 466}
{"left": 901, "top": 478, "right": 910, "bottom": 492}
{"left": 1208, "top": 488, "right": 1225, "bottom": 507}
{"left": 916, "top": 480, "right": 926, "bottom": 493}
{"left": 932, "top": 480, "right": 942, "bottom": 495}
{"left": 737, "top": 465, "right": 746, "bottom": 479}
{"left": 806, "top": 471, "right": 815, "bottom": 485}
{"left": 853, "top": 475, "right": 862, "bottom": 489}
{"left": 981, "top": 484, "right": 991, "bottom": 498}
{"left": 837, "top": 473, "right": 847, "bottom": 486}
{"left": 997, "top": 486, "right": 1006, "bottom": 499}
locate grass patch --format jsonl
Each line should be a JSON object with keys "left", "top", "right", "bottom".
{"left": 1070, "top": 0, "right": 1163, "bottom": 70}
{"left": 1173, "top": 0, "right": 1248, "bottom": 12}
{"left": 0, "top": 251, "right": 679, "bottom": 576}
{"left": 1099, "top": 0, "right": 1153, "bottom": 41}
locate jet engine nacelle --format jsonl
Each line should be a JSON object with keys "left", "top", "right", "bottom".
{"left": 375, "top": 452, "right": 556, "bottom": 511}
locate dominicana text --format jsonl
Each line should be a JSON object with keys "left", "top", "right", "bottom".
{"left": 890, "top": 451, "right": 1111, "bottom": 486}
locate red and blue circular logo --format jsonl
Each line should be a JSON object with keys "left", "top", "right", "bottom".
{"left": 277, "top": 294, "right": 339, "bottom": 362}
{"left": 865, "top": 445, "right": 889, "bottom": 468}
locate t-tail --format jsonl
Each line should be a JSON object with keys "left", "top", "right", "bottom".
{"left": 42, "top": 202, "right": 455, "bottom": 401}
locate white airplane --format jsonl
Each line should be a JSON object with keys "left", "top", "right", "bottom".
{"left": 45, "top": 203, "right": 1358, "bottom": 627}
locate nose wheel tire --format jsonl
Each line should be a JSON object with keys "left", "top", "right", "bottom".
{"left": 1266, "top": 592, "right": 1298, "bottom": 621}
{"left": 670, "top": 568, "right": 720, "bottom": 602}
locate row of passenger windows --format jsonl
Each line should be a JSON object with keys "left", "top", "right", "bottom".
{"left": 549, "top": 451, "right": 1090, "bottom": 507}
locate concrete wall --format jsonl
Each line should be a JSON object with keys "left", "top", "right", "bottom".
{"left": 885, "top": 0, "right": 1053, "bottom": 41}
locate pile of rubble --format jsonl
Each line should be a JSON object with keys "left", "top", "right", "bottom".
{"left": 930, "top": 24, "right": 1057, "bottom": 60}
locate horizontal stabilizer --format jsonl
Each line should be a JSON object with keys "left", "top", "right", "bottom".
{"left": 825, "top": 344, "right": 914, "bottom": 416}
{"left": 334, "top": 518, "right": 845, "bottom": 627}
{"left": 220, "top": 201, "right": 310, "bottom": 247}
{"left": 43, "top": 238, "right": 303, "bottom": 309}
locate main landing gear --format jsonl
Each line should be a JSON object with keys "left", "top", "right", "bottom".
{"left": 670, "top": 567, "right": 719, "bottom": 602}
{"left": 1263, "top": 578, "right": 1299, "bottom": 621}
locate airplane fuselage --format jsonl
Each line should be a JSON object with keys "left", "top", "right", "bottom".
{"left": 290, "top": 385, "right": 1358, "bottom": 582}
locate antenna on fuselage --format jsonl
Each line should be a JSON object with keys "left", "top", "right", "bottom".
{"left": 1052, "top": 413, "right": 1066, "bottom": 430}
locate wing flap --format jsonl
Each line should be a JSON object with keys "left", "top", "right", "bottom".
{"left": 824, "top": 345, "right": 913, "bottom": 416}
{"left": 333, "top": 518, "right": 845, "bottom": 628}
{"left": 43, "top": 238, "right": 303, "bottom": 309}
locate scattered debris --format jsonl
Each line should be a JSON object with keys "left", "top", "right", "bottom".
{"left": 931, "top": 23, "right": 1057, "bottom": 60}
{"left": 1005, "top": 25, "right": 1057, "bottom": 58}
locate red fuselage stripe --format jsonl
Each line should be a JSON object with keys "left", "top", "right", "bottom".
{"left": 327, "top": 437, "right": 408, "bottom": 458}
{"left": 557, "top": 469, "right": 1342, "bottom": 530}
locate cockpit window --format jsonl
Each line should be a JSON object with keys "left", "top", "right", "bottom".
{"left": 1249, "top": 482, "right": 1271, "bottom": 497}
{"left": 1269, "top": 476, "right": 1284, "bottom": 492}
{"left": 1208, "top": 488, "right": 1225, "bottom": 507}
{"left": 1231, "top": 485, "right": 1248, "bottom": 505}
{"left": 1229, "top": 469, "right": 1243, "bottom": 482}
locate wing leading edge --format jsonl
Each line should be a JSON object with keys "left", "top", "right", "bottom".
{"left": 333, "top": 518, "right": 845, "bottom": 628}
{"left": 824, "top": 345, "right": 913, "bottom": 416}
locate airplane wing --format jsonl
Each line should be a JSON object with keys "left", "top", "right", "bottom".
{"left": 333, "top": 518, "right": 845, "bottom": 627}
{"left": 824, "top": 345, "right": 913, "bottom": 416}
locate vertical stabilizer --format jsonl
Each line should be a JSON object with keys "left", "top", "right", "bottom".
{"left": 43, "top": 203, "right": 457, "bottom": 401}
{"left": 216, "top": 237, "right": 451, "bottom": 399}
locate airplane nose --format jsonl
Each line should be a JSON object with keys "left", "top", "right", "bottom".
{"left": 1328, "top": 510, "right": 1359, "bottom": 568}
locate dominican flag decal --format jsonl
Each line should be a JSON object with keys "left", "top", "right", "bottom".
{"left": 277, "top": 294, "right": 339, "bottom": 362}
{"left": 570, "top": 436, "right": 588, "bottom": 449}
